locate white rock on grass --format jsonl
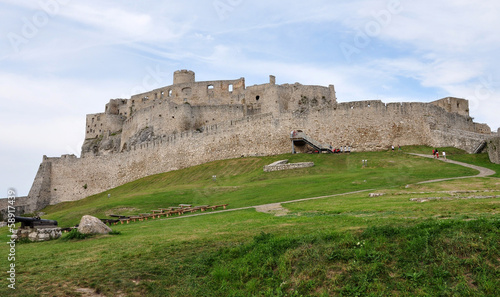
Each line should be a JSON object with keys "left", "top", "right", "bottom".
{"left": 78, "top": 215, "right": 112, "bottom": 235}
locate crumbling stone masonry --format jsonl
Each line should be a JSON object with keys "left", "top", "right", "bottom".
{"left": 11, "top": 70, "right": 496, "bottom": 213}
{"left": 15, "top": 227, "right": 61, "bottom": 242}
{"left": 487, "top": 133, "right": 500, "bottom": 164}
{"left": 263, "top": 160, "right": 315, "bottom": 172}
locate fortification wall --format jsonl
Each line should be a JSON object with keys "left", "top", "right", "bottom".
{"left": 42, "top": 98, "right": 492, "bottom": 204}
{"left": 130, "top": 77, "right": 245, "bottom": 109}
{"left": 118, "top": 102, "right": 247, "bottom": 152}
{"left": 488, "top": 137, "right": 500, "bottom": 164}
{"left": 430, "top": 97, "right": 469, "bottom": 117}
{"left": 431, "top": 130, "right": 491, "bottom": 153}
{"left": 0, "top": 196, "right": 29, "bottom": 220}
{"left": 85, "top": 113, "right": 125, "bottom": 139}
{"left": 46, "top": 113, "right": 283, "bottom": 203}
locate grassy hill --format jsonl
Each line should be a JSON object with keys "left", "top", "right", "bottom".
{"left": 1, "top": 147, "right": 499, "bottom": 296}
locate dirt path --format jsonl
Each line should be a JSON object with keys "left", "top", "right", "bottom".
{"left": 162, "top": 155, "right": 496, "bottom": 220}
{"left": 164, "top": 189, "right": 375, "bottom": 220}
{"left": 408, "top": 153, "right": 495, "bottom": 184}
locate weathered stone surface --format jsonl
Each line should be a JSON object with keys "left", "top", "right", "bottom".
{"left": 264, "top": 160, "right": 314, "bottom": 172}
{"left": 78, "top": 215, "right": 112, "bottom": 235}
{"left": 15, "top": 227, "right": 62, "bottom": 242}
{"left": 488, "top": 137, "right": 500, "bottom": 164}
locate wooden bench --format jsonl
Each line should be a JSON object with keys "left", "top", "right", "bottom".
{"left": 129, "top": 216, "right": 143, "bottom": 222}
{"left": 109, "top": 214, "right": 129, "bottom": 219}
{"left": 105, "top": 203, "right": 229, "bottom": 224}
{"left": 100, "top": 218, "right": 121, "bottom": 226}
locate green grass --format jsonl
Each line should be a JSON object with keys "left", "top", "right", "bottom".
{"left": 40, "top": 150, "right": 478, "bottom": 227}
{"left": 448, "top": 152, "right": 500, "bottom": 178}
{"left": 0, "top": 147, "right": 498, "bottom": 296}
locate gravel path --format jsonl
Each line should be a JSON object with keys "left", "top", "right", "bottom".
{"left": 408, "top": 153, "right": 495, "bottom": 184}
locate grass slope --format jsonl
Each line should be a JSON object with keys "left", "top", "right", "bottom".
{"left": 42, "top": 149, "right": 477, "bottom": 227}
{"left": 0, "top": 147, "right": 499, "bottom": 296}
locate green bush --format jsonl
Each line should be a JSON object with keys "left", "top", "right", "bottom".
{"left": 61, "top": 229, "right": 92, "bottom": 241}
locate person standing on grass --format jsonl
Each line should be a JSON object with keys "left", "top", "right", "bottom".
{"left": 443, "top": 151, "right": 446, "bottom": 160}
{"left": 433, "top": 149, "right": 436, "bottom": 157}
{"left": 436, "top": 151, "right": 439, "bottom": 159}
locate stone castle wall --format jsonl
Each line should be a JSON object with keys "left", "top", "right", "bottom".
{"left": 14, "top": 70, "right": 494, "bottom": 211}
{"left": 30, "top": 100, "right": 491, "bottom": 206}
{"left": 488, "top": 136, "right": 500, "bottom": 164}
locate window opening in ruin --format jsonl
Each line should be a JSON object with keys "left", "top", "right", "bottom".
{"left": 208, "top": 85, "right": 214, "bottom": 90}
{"left": 228, "top": 84, "right": 233, "bottom": 92}
{"left": 168, "top": 90, "right": 172, "bottom": 97}
{"left": 172, "top": 116, "right": 175, "bottom": 119}
{"left": 92, "top": 118, "right": 94, "bottom": 123}
{"left": 351, "top": 106, "right": 354, "bottom": 109}
{"left": 155, "top": 93, "right": 158, "bottom": 100}
{"left": 368, "top": 104, "right": 371, "bottom": 107}
{"left": 256, "top": 95, "right": 260, "bottom": 101}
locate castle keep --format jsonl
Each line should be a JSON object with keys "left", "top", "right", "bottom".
{"left": 17, "top": 70, "right": 495, "bottom": 213}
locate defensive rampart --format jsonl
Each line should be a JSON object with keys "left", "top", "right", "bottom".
{"left": 488, "top": 133, "right": 500, "bottom": 164}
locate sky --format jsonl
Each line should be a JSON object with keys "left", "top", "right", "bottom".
{"left": 1, "top": 0, "right": 500, "bottom": 197}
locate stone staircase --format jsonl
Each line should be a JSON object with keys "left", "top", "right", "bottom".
{"left": 473, "top": 140, "right": 487, "bottom": 154}
{"left": 291, "top": 131, "right": 332, "bottom": 153}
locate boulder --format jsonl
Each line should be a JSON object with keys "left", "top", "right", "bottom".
{"left": 78, "top": 215, "right": 112, "bottom": 235}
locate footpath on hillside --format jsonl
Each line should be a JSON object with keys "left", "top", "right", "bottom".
{"left": 163, "top": 154, "right": 497, "bottom": 219}
{"left": 408, "top": 153, "right": 495, "bottom": 184}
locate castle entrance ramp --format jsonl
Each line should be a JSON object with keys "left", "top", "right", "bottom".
{"left": 291, "top": 130, "right": 332, "bottom": 154}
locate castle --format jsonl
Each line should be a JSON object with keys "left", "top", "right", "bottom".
{"left": 4, "top": 70, "right": 497, "bottom": 215}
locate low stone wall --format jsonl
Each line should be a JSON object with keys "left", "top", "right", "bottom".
{"left": 0, "top": 196, "right": 30, "bottom": 220}
{"left": 431, "top": 129, "right": 492, "bottom": 153}
{"left": 264, "top": 160, "right": 314, "bottom": 172}
{"left": 15, "top": 227, "right": 61, "bottom": 242}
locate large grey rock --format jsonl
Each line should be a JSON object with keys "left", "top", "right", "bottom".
{"left": 78, "top": 215, "right": 112, "bottom": 235}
